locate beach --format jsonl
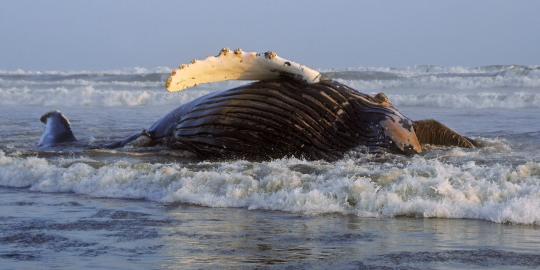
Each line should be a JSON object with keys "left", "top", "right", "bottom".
{"left": 1, "top": 65, "right": 539, "bottom": 269}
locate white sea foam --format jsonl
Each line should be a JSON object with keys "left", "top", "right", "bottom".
{"left": 0, "top": 66, "right": 172, "bottom": 76}
{"left": 338, "top": 74, "right": 540, "bottom": 91}
{"left": 1, "top": 86, "right": 538, "bottom": 109}
{"left": 1, "top": 65, "right": 539, "bottom": 108}
{"left": 1, "top": 150, "right": 538, "bottom": 225}
{"left": 330, "top": 65, "right": 540, "bottom": 87}
{"left": 388, "top": 92, "right": 540, "bottom": 109}
{"left": 0, "top": 86, "right": 212, "bottom": 107}
{"left": 0, "top": 78, "right": 163, "bottom": 88}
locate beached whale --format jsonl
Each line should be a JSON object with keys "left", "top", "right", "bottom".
{"left": 38, "top": 49, "right": 476, "bottom": 160}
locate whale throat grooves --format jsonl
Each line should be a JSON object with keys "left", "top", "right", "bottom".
{"left": 167, "top": 79, "right": 418, "bottom": 160}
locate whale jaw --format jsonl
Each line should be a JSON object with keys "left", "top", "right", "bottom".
{"left": 38, "top": 111, "right": 77, "bottom": 148}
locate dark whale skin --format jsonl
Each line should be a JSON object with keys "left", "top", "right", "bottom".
{"left": 38, "top": 111, "right": 77, "bottom": 148}
{"left": 163, "top": 79, "right": 421, "bottom": 161}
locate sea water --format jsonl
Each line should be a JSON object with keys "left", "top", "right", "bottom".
{"left": 0, "top": 66, "right": 539, "bottom": 269}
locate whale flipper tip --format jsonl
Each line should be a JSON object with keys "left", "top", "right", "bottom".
{"left": 166, "top": 49, "right": 321, "bottom": 92}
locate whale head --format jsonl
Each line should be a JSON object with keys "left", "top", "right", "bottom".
{"left": 347, "top": 90, "right": 422, "bottom": 155}
{"left": 372, "top": 92, "right": 422, "bottom": 154}
{"left": 38, "top": 111, "right": 77, "bottom": 148}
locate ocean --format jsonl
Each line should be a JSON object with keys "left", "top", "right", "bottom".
{"left": 0, "top": 65, "right": 539, "bottom": 269}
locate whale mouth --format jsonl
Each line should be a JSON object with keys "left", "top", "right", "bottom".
{"left": 381, "top": 118, "right": 423, "bottom": 154}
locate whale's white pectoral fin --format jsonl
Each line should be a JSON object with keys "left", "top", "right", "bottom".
{"left": 165, "top": 48, "right": 321, "bottom": 92}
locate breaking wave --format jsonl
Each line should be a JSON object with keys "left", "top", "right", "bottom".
{"left": 1, "top": 86, "right": 538, "bottom": 109}
{"left": 1, "top": 65, "right": 539, "bottom": 108}
{"left": 0, "top": 86, "right": 200, "bottom": 107}
{"left": 389, "top": 92, "right": 540, "bottom": 109}
{"left": 1, "top": 147, "right": 538, "bottom": 225}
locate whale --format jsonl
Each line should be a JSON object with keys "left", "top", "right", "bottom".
{"left": 38, "top": 49, "right": 476, "bottom": 160}
{"left": 38, "top": 111, "right": 77, "bottom": 148}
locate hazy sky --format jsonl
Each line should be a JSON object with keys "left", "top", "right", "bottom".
{"left": 1, "top": 0, "right": 539, "bottom": 70}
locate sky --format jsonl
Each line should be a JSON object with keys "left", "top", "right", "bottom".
{"left": 1, "top": 0, "right": 539, "bottom": 70}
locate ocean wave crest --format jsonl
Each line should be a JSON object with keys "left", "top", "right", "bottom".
{"left": 1, "top": 150, "right": 538, "bottom": 224}
{"left": 389, "top": 92, "right": 540, "bottom": 109}
{"left": 1, "top": 65, "right": 539, "bottom": 108}
{"left": 0, "top": 86, "right": 212, "bottom": 107}
{"left": 339, "top": 74, "right": 540, "bottom": 91}
{"left": 1, "top": 86, "right": 538, "bottom": 109}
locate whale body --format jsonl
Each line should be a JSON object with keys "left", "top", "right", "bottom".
{"left": 159, "top": 79, "right": 421, "bottom": 160}
{"left": 36, "top": 49, "right": 476, "bottom": 159}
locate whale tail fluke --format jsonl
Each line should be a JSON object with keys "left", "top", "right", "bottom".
{"left": 38, "top": 111, "right": 156, "bottom": 150}
{"left": 38, "top": 111, "right": 77, "bottom": 148}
